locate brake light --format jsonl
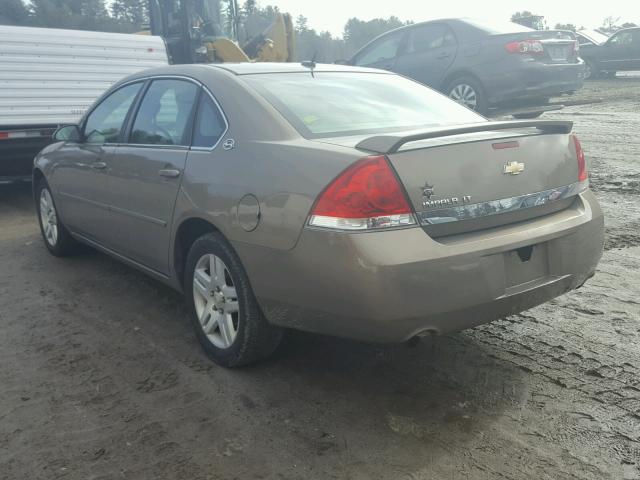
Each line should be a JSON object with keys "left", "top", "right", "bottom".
{"left": 308, "top": 155, "right": 416, "bottom": 230}
{"left": 505, "top": 40, "right": 544, "bottom": 55}
{"left": 572, "top": 134, "right": 588, "bottom": 182}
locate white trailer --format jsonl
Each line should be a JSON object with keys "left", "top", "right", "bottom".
{"left": 0, "top": 25, "right": 169, "bottom": 180}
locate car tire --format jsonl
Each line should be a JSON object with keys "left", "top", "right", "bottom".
{"left": 513, "top": 111, "right": 544, "bottom": 119}
{"left": 584, "top": 61, "right": 600, "bottom": 80}
{"left": 446, "top": 76, "right": 488, "bottom": 115}
{"left": 185, "top": 232, "right": 283, "bottom": 367}
{"left": 35, "top": 179, "right": 78, "bottom": 257}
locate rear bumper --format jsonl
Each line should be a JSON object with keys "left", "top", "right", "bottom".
{"left": 236, "top": 190, "right": 603, "bottom": 343}
{"left": 483, "top": 60, "right": 585, "bottom": 106}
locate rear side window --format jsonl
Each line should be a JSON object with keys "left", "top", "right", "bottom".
{"left": 192, "top": 92, "right": 226, "bottom": 148}
{"left": 405, "top": 25, "right": 456, "bottom": 53}
{"left": 130, "top": 79, "right": 198, "bottom": 146}
{"left": 354, "top": 31, "right": 403, "bottom": 66}
{"left": 243, "top": 72, "right": 484, "bottom": 138}
{"left": 84, "top": 83, "right": 142, "bottom": 144}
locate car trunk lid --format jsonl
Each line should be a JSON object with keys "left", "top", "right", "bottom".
{"left": 319, "top": 121, "right": 585, "bottom": 238}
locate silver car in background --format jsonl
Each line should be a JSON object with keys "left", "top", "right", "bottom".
{"left": 34, "top": 63, "right": 604, "bottom": 366}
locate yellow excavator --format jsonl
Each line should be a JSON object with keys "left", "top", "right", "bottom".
{"left": 147, "top": 0, "right": 295, "bottom": 64}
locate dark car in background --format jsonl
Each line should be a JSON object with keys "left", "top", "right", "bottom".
{"left": 346, "top": 18, "right": 584, "bottom": 117}
{"left": 580, "top": 27, "right": 640, "bottom": 79}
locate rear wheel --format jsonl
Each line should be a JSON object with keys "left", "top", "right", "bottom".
{"left": 446, "top": 76, "right": 488, "bottom": 115}
{"left": 185, "top": 232, "right": 283, "bottom": 367}
{"left": 584, "top": 60, "right": 600, "bottom": 80}
{"left": 35, "top": 180, "right": 78, "bottom": 256}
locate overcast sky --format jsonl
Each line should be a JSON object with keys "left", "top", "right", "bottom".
{"left": 268, "top": 1, "right": 639, "bottom": 36}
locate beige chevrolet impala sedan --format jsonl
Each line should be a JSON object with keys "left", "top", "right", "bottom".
{"left": 34, "top": 63, "right": 604, "bottom": 366}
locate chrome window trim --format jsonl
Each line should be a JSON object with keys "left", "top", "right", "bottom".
{"left": 87, "top": 74, "right": 229, "bottom": 151}
{"left": 112, "top": 143, "right": 190, "bottom": 151}
{"left": 418, "top": 181, "right": 588, "bottom": 226}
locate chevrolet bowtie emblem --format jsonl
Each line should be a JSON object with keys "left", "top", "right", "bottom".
{"left": 503, "top": 161, "right": 525, "bottom": 175}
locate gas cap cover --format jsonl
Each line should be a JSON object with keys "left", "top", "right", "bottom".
{"left": 237, "top": 194, "right": 260, "bottom": 232}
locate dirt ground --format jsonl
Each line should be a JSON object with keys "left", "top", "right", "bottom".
{"left": 1, "top": 78, "right": 640, "bottom": 480}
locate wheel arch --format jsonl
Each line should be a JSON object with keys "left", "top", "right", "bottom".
{"left": 32, "top": 168, "right": 45, "bottom": 201}
{"left": 441, "top": 69, "right": 484, "bottom": 93}
{"left": 173, "top": 216, "right": 224, "bottom": 290}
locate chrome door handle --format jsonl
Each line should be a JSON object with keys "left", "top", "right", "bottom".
{"left": 92, "top": 161, "right": 107, "bottom": 170}
{"left": 158, "top": 169, "right": 181, "bottom": 178}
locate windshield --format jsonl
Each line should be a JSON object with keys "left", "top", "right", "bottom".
{"left": 242, "top": 72, "right": 485, "bottom": 138}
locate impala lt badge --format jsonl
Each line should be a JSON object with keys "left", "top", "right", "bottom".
{"left": 503, "top": 161, "right": 525, "bottom": 175}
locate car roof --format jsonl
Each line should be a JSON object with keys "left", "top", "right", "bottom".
{"left": 206, "top": 62, "right": 387, "bottom": 75}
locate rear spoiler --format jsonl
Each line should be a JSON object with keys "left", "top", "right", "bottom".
{"left": 355, "top": 120, "right": 573, "bottom": 155}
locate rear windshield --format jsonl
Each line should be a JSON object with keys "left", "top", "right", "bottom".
{"left": 462, "top": 18, "right": 533, "bottom": 34}
{"left": 242, "top": 72, "right": 485, "bottom": 138}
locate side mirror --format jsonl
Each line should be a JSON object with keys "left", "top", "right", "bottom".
{"left": 53, "top": 125, "right": 81, "bottom": 142}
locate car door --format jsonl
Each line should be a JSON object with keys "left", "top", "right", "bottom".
{"left": 392, "top": 23, "right": 458, "bottom": 88}
{"left": 602, "top": 30, "right": 635, "bottom": 70}
{"left": 351, "top": 30, "right": 405, "bottom": 71}
{"left": 54, "top": 82, "right": 143, "bottom": 242}
{"left": 105, "top": 78, "right": 199, "bottom": 274}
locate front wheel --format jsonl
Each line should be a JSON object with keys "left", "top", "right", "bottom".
{"left": 35, "top": 180, "right": 78, "bottom": 256}
{"left": 185, "top": 232, "right": 283, "bottom": 367}
{"left": 446, "top": 76, "right": 488, "bottom": 115}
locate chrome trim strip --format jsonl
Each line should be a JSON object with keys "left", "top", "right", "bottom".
{"left": 109, "top": 204, "right": 167, "bottom": 227}
{"left": 58, "top": 191, "right": 109, "bottom": 211}
{"left": 58, "top": 191, "right": 166, "bottom": 226}
{"left": 78, "top": 74, "right": 229, "bottom": 152}
{"left": 418, "top": 181, "right": 587, "bottom": 225}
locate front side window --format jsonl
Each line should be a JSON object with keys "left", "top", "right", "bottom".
{"left": 610, "top": 31, "right": 633, "bottom": 46}
{"left": 83, "top": 83, "right": 142, "bottom": 144}
{"left": 192, "top": 92, "right": 226, "bottom": 148}
{"left": 405, "top": 25, "right": 455, "bottom": 54}
{"left": 354, "top": 31, "right": 403, "bottom": 66}
{"left": 243, "top": 72, "right": 484, "bottom": 138}
{"left": 130, "top": 79, "right": 199, "bottom": 146}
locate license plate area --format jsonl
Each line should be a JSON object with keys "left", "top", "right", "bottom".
{"left": 504, "top": 243, "right": 549, "bottom": 287}
{"left": 547, "top": 46, "right": 569, "bottom": 62}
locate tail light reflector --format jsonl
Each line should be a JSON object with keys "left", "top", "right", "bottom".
{"left": 571, "top": 134, "right": 588, "bottom": 183}
{"left": 308, "top": 155, "right": 416, "bottom": 231}
{"left": 505, "top": 40, "right": 544, "bottom": 55}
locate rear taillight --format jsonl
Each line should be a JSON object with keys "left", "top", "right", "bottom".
{"left": 308, "top": 155, "right": 416, "bottom": 231}
{"left": 571, "top": 134, "right": 588, "bottom": 183}
{"left": 505, "top": 40, "right": 544, "bottom": 55}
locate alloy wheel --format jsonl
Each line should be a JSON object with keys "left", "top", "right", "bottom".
{"left": 39, "top": 188, "right": 58, "bottom": 246}
{"left": 192, "top": 253, "right": 240, "bottom": 349}
{"left": 449, "top": 83, "right": 478, "bottom": 110}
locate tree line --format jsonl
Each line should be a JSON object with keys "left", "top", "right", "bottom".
{"left": 3, "top": 1, "right": 636, "bottom": 63}
{"left": 0, "top": 0, "right": 411, "bottom": 61}
{"left": 511, "top": 10, "right": 637, "bottom": 33}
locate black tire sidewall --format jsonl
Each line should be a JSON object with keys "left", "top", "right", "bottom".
{"left": 446, "top": 76, "right": 488, "bottom": 116}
